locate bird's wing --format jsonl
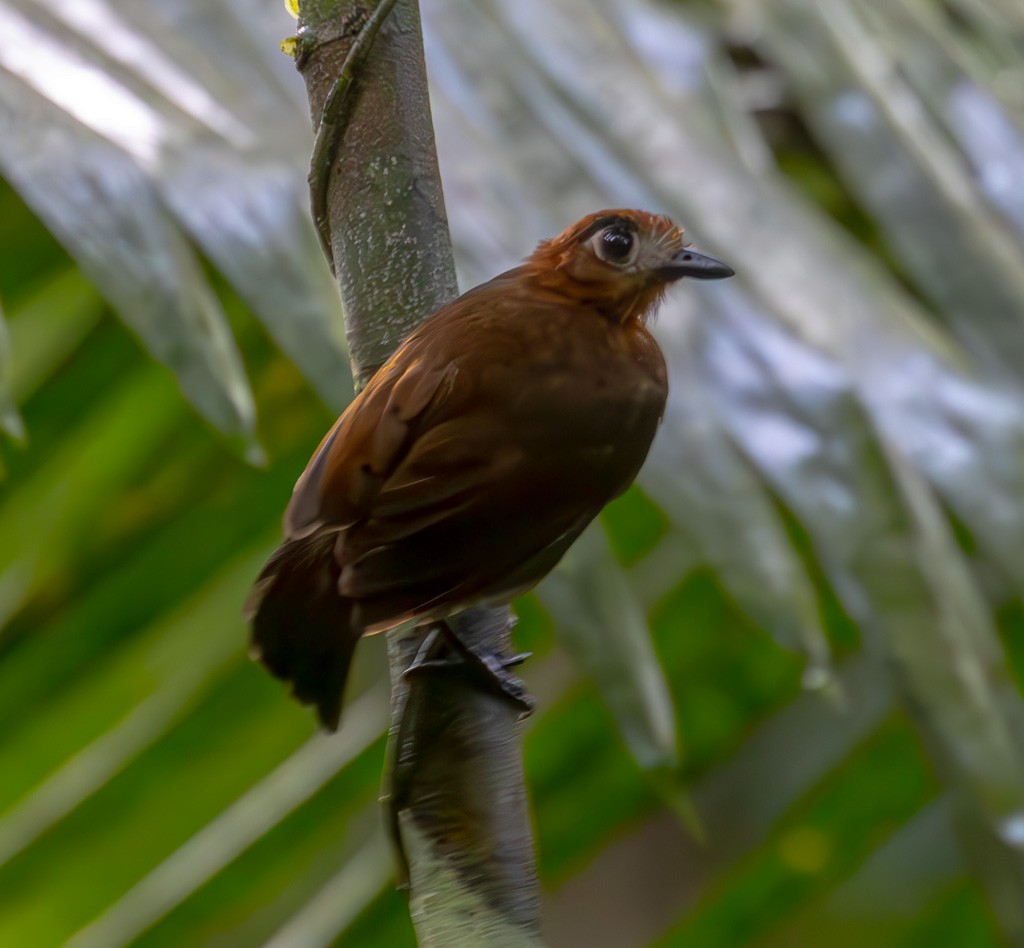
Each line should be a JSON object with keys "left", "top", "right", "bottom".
{"left": 335, "top": 377, "right": 629, "bottom": 625}
{"left": 284, "top": 283, "right": 527, "bottom": 540}
{"left": 282, "top": 289, "right": 660, "bottom": 629}
{"left": 336, "top": 402, "right": 599, "bottom": 630}
{"left": 283, "top": 332, "right": 453, "bottom": 540}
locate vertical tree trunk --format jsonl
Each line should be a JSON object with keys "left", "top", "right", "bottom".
{"left": 293, "top": 2, "right": 543, "bottom": 943}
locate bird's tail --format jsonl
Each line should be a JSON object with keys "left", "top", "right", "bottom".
{"left": 245, "top": 533, "right": 358, "bottom": 730}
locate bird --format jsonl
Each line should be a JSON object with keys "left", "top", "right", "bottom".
{"left": 246, "top": 209, "right": 734, "bottom": 729}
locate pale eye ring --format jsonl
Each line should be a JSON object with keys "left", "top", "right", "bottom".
{"left": 593, "top": 226, "right": 639, "bottom": 267}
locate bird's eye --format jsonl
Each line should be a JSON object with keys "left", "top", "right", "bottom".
{"left": 593, "top": 226, "right": 639, "bottom": 267}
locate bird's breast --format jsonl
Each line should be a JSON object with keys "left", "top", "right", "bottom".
{"left": 471, "top": 312, "right": 667, "bottom": 475}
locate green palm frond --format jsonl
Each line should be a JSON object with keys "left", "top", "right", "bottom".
{"left": 2, "top": 0, "right": 1023, "bottom": 944}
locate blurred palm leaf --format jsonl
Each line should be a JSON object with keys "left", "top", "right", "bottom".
{"left": 0, "top": 302, "right": 23, "bottom": 443}
{"left": 0, "top": 0, "right": 349, "bottom": 452}
{"left": 1, "top": 0, "right": 1023, "bottom": 945}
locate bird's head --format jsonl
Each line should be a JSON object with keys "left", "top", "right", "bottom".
{"left": 526, "top": 209, "right": 734, "bottom": 323}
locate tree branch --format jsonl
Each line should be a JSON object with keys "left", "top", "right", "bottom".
{"left": 293, "top": 1, "right": 542, "bottom": 943}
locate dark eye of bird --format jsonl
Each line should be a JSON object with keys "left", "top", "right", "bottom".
{"left": 599, "top": 227, "right": 634, "bottom": 263}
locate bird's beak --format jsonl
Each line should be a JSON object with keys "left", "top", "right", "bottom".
{"left": 656, "top": 248, "right": 735, "bottom": 281}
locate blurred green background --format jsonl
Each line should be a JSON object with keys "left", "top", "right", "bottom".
{"left": 2, "top": 0, "right": 1024, "bottom": 945}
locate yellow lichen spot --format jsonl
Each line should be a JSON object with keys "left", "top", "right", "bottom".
{"left": 280, "top": 34, "right": 299, "bottom": 58}
{"left": 284, "top": 0, "right": 300, "bottom": 19}
{"left": 778, "top": 826, "right": 830, "bottom": 874}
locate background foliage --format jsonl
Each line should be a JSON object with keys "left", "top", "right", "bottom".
{"left": 1, "top": 0, "right": 1024, "bottom": 945}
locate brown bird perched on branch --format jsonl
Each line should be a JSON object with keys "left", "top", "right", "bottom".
{"left": 246, "top": 209, "right": 733, "bottom": 728}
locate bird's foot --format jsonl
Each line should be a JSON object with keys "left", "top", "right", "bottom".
{"left": 404, "top": 624, "right": 535, "bottom": 715}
